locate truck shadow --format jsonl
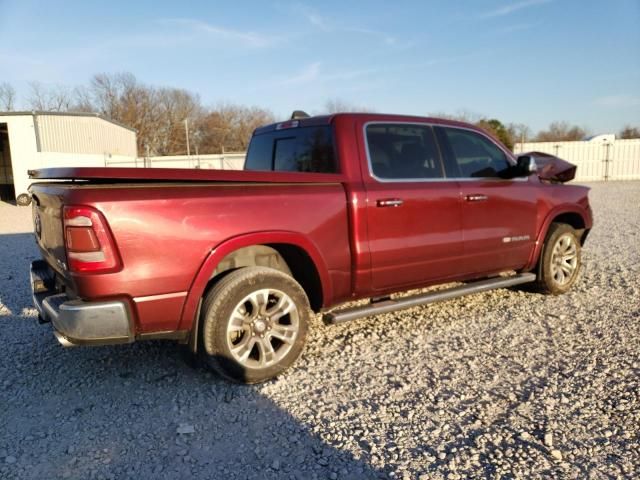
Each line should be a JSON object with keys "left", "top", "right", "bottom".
{"left": 0, "top": 233, "right": 41, "bottom": 316}
{"left": 0, "top": 331, "right": 388, "bottom": 479}
{"left": 0, "top": 234, "right": 387, "bottom": 480}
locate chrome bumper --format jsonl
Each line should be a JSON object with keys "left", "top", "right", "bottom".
{"left": 31, "top": 260, "right": 133, "bottom": 346}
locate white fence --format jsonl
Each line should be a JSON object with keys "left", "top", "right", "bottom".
{"left": 106, "top": 153, "right": 246, "bottom": 170}
{"left": 514, "top": 139, "right": 640, "bottom": 182}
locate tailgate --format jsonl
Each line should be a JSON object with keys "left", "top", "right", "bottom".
{"left": 30, "top": 185, "right": 68, "bottom": 276}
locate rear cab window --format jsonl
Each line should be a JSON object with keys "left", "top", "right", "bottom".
{"left": 365, "top": 123, "right": 444, "bottom": 180}
{"left": 245, "top": 126, "right": 337, "bottom": 173}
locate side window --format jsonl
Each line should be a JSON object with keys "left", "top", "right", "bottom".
{"left": 366, "top": 124, "right": 444, "bottom": 180}
{"left": 441, "top": 127, "right": 511, "bottom": 178}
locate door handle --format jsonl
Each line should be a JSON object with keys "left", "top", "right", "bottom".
{"left": 376, "top": 198, "right": 404, "bottom": 208}
{"left": 464, "top": 194, "right": 488, "bottom": 202}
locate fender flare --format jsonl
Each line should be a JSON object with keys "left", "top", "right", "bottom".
{"left": 524, "top": 205, "right": 591, "bottom": 271}
{"left": 178, "top": 231, "right": 331, "bottom": 331}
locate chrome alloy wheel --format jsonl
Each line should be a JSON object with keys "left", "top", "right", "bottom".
{"left": 550, "top": 233, "right": 578, "bottom": 285}
{"left": 226, "top": 288, "right": 299, "bottom": 369}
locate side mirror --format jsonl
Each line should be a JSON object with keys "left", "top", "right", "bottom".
{"left": 516, "top": 155, "right": 537, "bottom": 176}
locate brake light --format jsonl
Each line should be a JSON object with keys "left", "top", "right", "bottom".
{"left": 275, "top": 120, "right": 299, "bottom": 130}
{"left": 63, "top": 206, "right": 121, "bottom": 273}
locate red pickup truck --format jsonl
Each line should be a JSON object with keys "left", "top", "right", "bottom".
{"left": 28, "top": 113, "right": 592, "bottom": 383}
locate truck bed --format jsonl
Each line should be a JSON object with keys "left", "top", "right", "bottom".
{"left": 29, "top": 176, "right": 352, "bottom": 335}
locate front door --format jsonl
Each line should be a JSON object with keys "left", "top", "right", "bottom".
{"left": 363, "top": 123, "right": 465, "bottom": 291}
{"left": 435, "top": 126, "right": 537, "bottom": 274}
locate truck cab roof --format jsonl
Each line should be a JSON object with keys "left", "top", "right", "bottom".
{"left": 253, "top": 112, "right": 487, "bottom": 137}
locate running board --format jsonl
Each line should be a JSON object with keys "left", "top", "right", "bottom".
{"left": 323, "top": 273, "right": 537, "bottom": 325}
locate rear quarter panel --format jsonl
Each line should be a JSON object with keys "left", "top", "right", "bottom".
{"left": 56, "top": 182, "right": 351, "bottom": 333}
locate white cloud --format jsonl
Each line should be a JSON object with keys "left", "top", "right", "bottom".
{"left": 293, "top": 4, "right": 411, "bottom": 49}
{"left": 344, "top": 27, "right": 400, "bottom": 47}
{"left": 157, "top": 18, "right": 279, "bottom": 48}
{"left": 481, "top": 0, "right": 553, "bottom": 18}
{"left": 594, "top": 95, "right": 640, "bottom": 108}
{"left": 304, "top": 11, "right": 331, "bottom": 31}
{"left": 280, "top": 62, "right": 322, "bottom": 86}
{"left": 272, "top": 62, "right": 377, "bottom": 88}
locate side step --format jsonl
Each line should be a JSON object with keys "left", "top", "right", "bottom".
{"left": 323, "top": 273, "right": 536, "bottom": 325}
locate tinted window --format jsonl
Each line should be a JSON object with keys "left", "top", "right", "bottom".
{"left": 244, "top": 134, "right": 273, "bottom": 171}
{"left": 441, "top": 127, "right": 511, "bottom": 178}
{"left": 366, "top": 124, "right": 443, "bottom": 179}
{"left": 245, "top": 126, "right": 337, "bottom": 173}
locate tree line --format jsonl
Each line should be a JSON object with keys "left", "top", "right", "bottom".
{"left": 1, "top": 76, "right": 639, "bottom": 156}
{"left": 430, "top": 111, "right": 639, "bottom": 150}
{"left": 0, "top": 74, "right": 274, "bottom": 156}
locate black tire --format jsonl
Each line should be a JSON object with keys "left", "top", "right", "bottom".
{"left": 199, "top": 267, "right": 310, "bottom": 384}
{"left": 16, "top": 193, "right": 32, "bottom": 206}
{"left": 534, "top": 223, "right": 582, "bottom": 295}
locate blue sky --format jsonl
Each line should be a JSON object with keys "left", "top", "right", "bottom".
{"left": 0, "top": 0, "right": 639, "bottom": 134}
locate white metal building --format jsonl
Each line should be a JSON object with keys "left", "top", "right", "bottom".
{"left": 0, "top": 112, "right": 137, "bottom": 205}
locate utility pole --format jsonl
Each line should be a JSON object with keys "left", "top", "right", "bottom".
{"left": 184, "top": 118, "right": 191, "bottom": 157}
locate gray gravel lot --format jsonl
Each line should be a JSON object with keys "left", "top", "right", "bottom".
{"left": 1, "top": 181, "right": 639, "bottom": 479}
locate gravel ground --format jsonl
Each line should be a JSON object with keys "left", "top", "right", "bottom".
{"left": 0, "top": 181, "right": 638, "bottom": 480}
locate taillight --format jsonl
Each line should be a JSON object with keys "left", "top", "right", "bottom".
{"left": 63, "top": 206, "right": 121, "bottom": 273}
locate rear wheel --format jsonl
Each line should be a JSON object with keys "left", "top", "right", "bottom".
{"left": 199, "top": 267, "right": 310, "bottom": 383}
{"left": 534, "top": 223, "right": 581, "bottom": 295}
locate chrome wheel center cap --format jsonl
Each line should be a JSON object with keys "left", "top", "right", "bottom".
{"left": 253, "top": 319, "right": 267, "bottom": 333}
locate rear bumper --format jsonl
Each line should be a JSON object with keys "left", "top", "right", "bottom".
{"left": 31, "top": 260, "right": 134, "bottom": 346}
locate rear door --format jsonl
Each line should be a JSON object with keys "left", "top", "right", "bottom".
{"left": 362, "top": 122, "right": 465, "bottom": 291}
{"left": 435, "top": 126, "right": 537, "bottom": 274}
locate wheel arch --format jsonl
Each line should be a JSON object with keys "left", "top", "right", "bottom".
{"left": 525, "top": 206, "right": 591, "bottom": 271}
{"left": 551, "top": 212, "right": 588, "bottom": 242}
{"left": 179, "top": 231, "right": 331, "bottom": 333}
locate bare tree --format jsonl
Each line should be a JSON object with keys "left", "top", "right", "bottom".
{"left": 507, "top": 123, "right": 532, "bottom": 145}
{"left": 27, "top": 82, "right": 76, "bottom": 111}
{"left": 88, "top": 73, "right": 163, "bottom": 154}
{"left": 12, "top": 72, "right": 277, "bottom": 156}
{"left": 0, "top": 82, "right": 16, "bottom": 111}
{"left": 324, "top": 98, "right": 374, "bottom": 114}
{"left": 619, "top": 125, "right": 640, "bottom": 139}
{"left": 69, "top": 85, "right": 95, "bottom": 113}
{"left": 86, "top": 73, "right": 220, "bottom": 156}
{"left": 154, "top": 87, "right": 203, "bottom": 155}
{"left": 428, "top": 110, "right": 483, "bottom": 124}
{"left": 535, "top": 122, "right": 589, "bottom": 142}
{"left": 199, "top": 104, "right": 274, "bottom": 153}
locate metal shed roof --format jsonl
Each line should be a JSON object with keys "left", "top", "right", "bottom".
{"left": 0, "top": 111, "right": 136, "bottom": 132}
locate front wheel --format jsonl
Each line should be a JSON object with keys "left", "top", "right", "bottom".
{"left": 199, "top": 267, "right": 310, "bottom": 384}
{"left": 534, "top": 223, "right": 582, "bottom": 295}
